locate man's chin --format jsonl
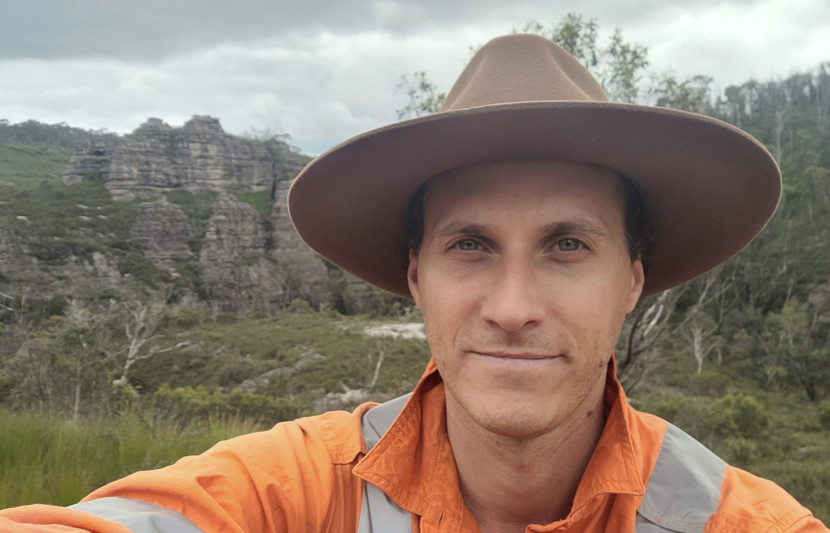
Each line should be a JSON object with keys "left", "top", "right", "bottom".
{"left": 459, "top": 396, "right": 564, "bottom": 441}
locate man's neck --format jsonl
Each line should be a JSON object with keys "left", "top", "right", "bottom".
{"left": 446, "top": 379, "right": 607, "bottom": 533}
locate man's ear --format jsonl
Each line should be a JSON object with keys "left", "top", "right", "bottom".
{"left": 627, "top": 258, "right": 645, "bottom": 313}
{"left": 407, "top": 249, "right": 421, "bottom": 308}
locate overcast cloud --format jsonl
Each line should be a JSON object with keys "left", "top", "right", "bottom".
{"left": 1, "top": 0, "right": 828, "bottom": 155}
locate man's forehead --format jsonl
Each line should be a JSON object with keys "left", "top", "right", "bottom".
{"left": 421, "top": 159, "right": 626, "bottom": 225}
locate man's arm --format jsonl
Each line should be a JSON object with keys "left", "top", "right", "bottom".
{"left": 0, "top": 409, "right": 366, "bottom": 533}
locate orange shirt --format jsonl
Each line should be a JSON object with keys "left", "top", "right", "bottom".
{"left": 0, "top": 359, "right": 825, "bottom": 532}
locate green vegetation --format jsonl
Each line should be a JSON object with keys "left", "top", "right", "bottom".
{"left": 235, "top": 190, "right": 273, "bottom": 220}
{"left": 0, "top": 119, "right": 116, "bottom": 149}
{"left": 0, "top": 409, "right": 261, "bottom": 508}
{"left": 0, "top": 143, "right": 74, "bottom": 186}
{"left": 0, "top": 142, "right": 138, "bottom": 266}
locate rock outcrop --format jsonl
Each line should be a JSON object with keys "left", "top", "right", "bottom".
{"left": 0, "top": 229, "right": 37, "bottom": 274}
{"left": 62, "top": 140, "right": 110, "bottom": 185}
{"left": 57, "top": 115, "right": 335, "bottom": 314}
{"left": 63, "top": 116, "right": 310, "bottom": 200}
{"left": 270, "top": 180, "right": 331, "bottom": 307}
{"left": 91, "top": 251, "right": 122, "bottom": 286}
{"left": 199, "top": 194, "right": 284, "bottom": 312}
{"left": 129, "top": 198, "right": 193, "bottom": 267}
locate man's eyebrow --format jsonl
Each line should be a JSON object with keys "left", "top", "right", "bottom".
{"left": 435, "top": 218, "right": 609, "bottom": 238}
{"left": 435, "top": 221, "right": 490, "bottom": 237}
{"left": 539, "top": 218, "right": 608, "bottom": 238}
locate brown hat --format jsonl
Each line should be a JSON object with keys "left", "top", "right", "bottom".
{"left": 288, "top": 34, "right": 781, "bottom": 297}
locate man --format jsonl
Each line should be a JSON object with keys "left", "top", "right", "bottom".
{"left": 0, "top": 34, "right": 826, "bottom": 532}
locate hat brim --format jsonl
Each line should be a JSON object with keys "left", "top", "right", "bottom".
{"left": 288, "top": 101, "right": 781, "bottom": 297}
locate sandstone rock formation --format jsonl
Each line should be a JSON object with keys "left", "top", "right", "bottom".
{"left": 62, "top": 140, "right": 110, "bottom": 185}
{"left": 91, "top": 251, "right": 122, "bottom": 286}
{"left": 58, "top": 115, "right": 335, "bottom": 314}
{"left": 199, "top": 194, "right": 284, "bottom": 312}
{"left": 270, "top": 180, "right": 331, "bottom": 307}
{"left": 63, "top": 116, "right": 309, "bottom": 200}
{"left": 129, "top": 198, "right": 193, "bottom": 267}
{"left": 0, "top": 229, "right": 37, "bottom": 274}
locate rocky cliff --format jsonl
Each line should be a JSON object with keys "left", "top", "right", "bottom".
{"left": 129, "top": 198, "right": 193, "bottom": 267}
{"left": 8, "top": 116, "right": 385, "bottom": 315}
{"left": 197, "top": 194, "right": 283, "bottom": 312}
{"left": 63, "top": 116, "right": 309, "bottom": 200}
{"left": 270, "top": 180, "right": 331, "bottom": 307}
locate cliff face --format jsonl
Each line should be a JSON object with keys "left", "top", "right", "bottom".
{"left": 198, "top": 194, "right": 284, "bottom": 313}
{"left": 63, "top": 116, "right": 307, "bottom": 200}
{"left": 129, "top": 198, "right": 193, "bottom": 267}
{"left": 52, "top": 115, "right": 343, "bottom": 314}
{"left": 270, "top": 180, "right": 331, "bottom": 308}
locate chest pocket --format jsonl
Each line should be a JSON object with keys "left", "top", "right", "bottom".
{"left": 356, "top": 396, "right": 726, "bottom": 533}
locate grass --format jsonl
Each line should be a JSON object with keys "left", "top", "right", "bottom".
{"left": 0, "top": 143, "right": 73, "bottom": 188}
{"left": 0, "top": 409, "right": 262, "bottom": 508}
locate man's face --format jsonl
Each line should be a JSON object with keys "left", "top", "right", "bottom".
{"left": 407, "top": 160, "right": 644, "bottom": 440}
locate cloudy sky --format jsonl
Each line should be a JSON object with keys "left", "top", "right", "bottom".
{"left": 1, "top": 0, "right": 828, "bottom": 155}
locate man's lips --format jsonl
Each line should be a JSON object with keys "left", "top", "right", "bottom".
{"left": 472, "top": 351, "right": 562, "bottom": 360}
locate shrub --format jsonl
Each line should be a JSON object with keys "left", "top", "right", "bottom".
{"left": 647, "top": 396, "right": 683, "bottom": 422}
{"left": 152, "top": 384, "right": 301, "bottom": 424}
{"left": 169, "top": 309, "right": 205, "bottom": 328}
{"left": 689, "top": 371, "right": 732, "bottom": 397}
{"left": 820, "top": 399, "right": 830, "bottom": 429}
{"left": 21, "top": 295, "right": 69, "bottom": 323}
{"left": 709, "top": 393, "right": 769, "bottom": 439}
{"left": 287, "top": 298, "right": 313, "bottom": 314}
{"left": 724, "top": 437, "right": 760, "bottom": 466}
{"left": 118, "top": 251, "right": 171, "bottom": 287}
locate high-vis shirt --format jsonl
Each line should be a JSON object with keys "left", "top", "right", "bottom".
{"left": 0, "top": 358, "right": 826, "bottom": 532}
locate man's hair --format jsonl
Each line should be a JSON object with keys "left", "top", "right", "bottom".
{"left": 403, "top": 169, "right": 654, "bottom": 273}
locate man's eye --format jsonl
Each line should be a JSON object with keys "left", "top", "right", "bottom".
{"left": 557, "top": 238, "right": 583, "bottom": 252}
{"left": 455, "top": 239, "right": 481, "bottom": 251}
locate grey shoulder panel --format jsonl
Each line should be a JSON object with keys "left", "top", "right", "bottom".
{"left": 69, "top": 497, "right": 204, "bottom": 533}
{"left": 636, "top": 423, "right": 726, "bottom": 533}
{"left": 361, "top": 393, "right": 411, "bottom": 451}
{"left": 358, "top": 393, "right": 414, "bottom": 533}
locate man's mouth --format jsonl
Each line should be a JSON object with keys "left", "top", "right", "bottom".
{"left": 473, "top": 351, "right": 562, "bottom": 361}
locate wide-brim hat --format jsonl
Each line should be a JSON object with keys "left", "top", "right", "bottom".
{"left": 288, "top": 34, "right": 781, "bottom": 297}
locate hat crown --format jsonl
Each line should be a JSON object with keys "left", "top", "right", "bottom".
{"left": 441, "top": 34, "right": 609, "bottom": 112}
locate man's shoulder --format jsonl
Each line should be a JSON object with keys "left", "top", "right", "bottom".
{"left": 290, "top": 402, "right": 376, "bottom": 463}
{"left": 212, "top": 401, "right": 376, "bottom": 466}
{"left": 710, "top": 465, "right": 824, "bottom": 532}
{"left": 628, "top": 411, "right": 822, "bottom": 532}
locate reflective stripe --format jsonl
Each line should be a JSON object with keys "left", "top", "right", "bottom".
{"left": 358, "top": 394, "right": 413, "bottom": 533}
{"left": 69, "top": 497, "right": 204, "bottom": 533}
{"left": 357, "top": 396, "right": 726, "bottom": 533}
{"left": 636, "top": 423, "right": 726, "bottom": 533}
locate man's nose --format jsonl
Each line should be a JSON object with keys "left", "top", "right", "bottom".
{"left": 479, "top": 257, "right": 545, "bottom": 332}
